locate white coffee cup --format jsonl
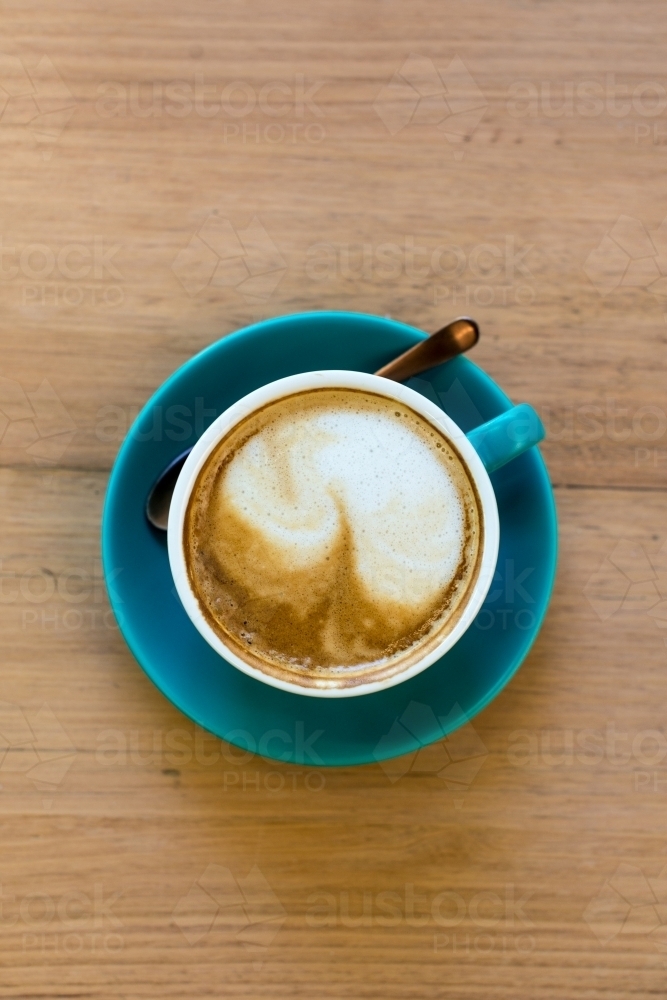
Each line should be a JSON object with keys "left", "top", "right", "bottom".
{"left": 168, "top": 370, "right": 542, "bottom": 698}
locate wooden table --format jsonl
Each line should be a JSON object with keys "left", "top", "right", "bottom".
{"left": 1, "top": 3, "right": 666, "bottom": 996}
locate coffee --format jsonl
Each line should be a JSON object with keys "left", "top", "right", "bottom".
{"left": 184, "top": 388, "right": 483, "bottom": 689}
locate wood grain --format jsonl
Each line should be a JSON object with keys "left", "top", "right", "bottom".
{"left": 0, "top": 2, "right": 666, "bottom": 997}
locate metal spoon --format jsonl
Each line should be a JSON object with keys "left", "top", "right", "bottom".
{"left": 374, "top": 316, "right": 478, "bottom": 381}
{"left": 146, "top": 316, "right": 479, "bottom": 530}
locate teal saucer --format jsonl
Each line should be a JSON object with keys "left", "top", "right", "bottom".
{"left": 102, "top": 312, "right": 557, "bottom": 766}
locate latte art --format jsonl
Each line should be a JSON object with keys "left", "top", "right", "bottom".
{"left": 184, "top": 388, "right": 483, "bottom": 689}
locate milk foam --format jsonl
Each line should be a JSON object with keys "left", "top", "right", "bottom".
{"left": 185, "top": 388, "right": 481, "bottom": 682}
{"left": 215, "top": 408, "right": 466, "bottom": 612}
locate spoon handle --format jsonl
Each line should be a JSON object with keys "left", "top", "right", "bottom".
{"left": 374, "top": 317, "right": 479, "bottom": 382}
{"left": 146, "top": 316, "right": 480, "bottom": 530}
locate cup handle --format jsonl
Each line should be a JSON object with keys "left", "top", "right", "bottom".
{"left": 466, "top": 403, "right": 545, "bottom": 473}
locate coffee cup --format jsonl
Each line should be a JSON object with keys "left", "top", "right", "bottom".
{"left": 168, "top": 369, "right": 544, "bottom": 698}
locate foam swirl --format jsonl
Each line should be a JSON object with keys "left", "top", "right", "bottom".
{"left": 185, "top": 388, "right": 482, "bottom": 682}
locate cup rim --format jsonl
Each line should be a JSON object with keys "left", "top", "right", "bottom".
{"left": 167, "top": 370, "right": 500, "bottom": 698}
